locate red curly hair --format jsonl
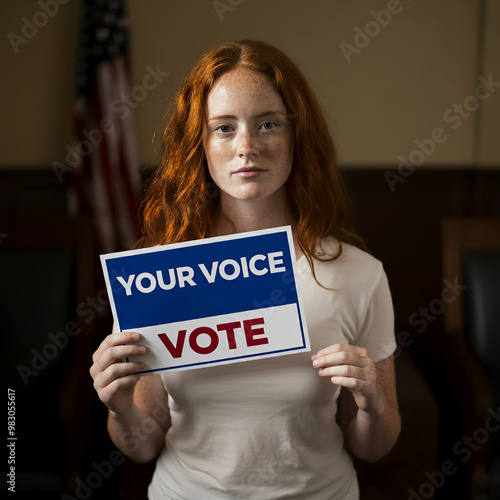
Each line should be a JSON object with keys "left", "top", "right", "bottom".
{"left": 137, "top": 40, "right": 360, "bottom": 274}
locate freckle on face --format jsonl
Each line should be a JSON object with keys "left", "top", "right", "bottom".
{"left": 202, "top": 66, "right": 293, "bottom": 205}
{"left": 213, "top": 69, "right": 278, "bottom": 103}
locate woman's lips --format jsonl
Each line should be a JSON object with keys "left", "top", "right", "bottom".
{"left": 233, "top": 167, "right": 266, "bottom": 178}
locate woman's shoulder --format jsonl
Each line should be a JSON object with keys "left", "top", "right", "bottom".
{"left": 319, "top": 237, "right": 382, "bottom": 270}
{"left": 313, "top": 237, "right": 385, "bottom": 290}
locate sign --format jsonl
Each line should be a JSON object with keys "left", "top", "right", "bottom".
{"left": 100, "top": 226, "right": 310, "bottom": 374}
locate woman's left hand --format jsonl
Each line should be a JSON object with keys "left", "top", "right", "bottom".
{"left": 312, "top": 344, "right": 384, "bottom": 416}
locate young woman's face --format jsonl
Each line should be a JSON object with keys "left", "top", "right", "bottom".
{"left": 202, "top": 66, "right": 293, "bottom": 206}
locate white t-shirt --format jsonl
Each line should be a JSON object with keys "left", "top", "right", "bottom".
{"left": 147, "top": 239, "right": 396, "bottom": 500}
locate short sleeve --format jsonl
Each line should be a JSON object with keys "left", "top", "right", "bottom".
{"left": 353, "top": 267, "right": 396, "bottom": 363}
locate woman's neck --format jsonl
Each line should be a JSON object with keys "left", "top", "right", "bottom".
{"left": 214, "top": 190, "right": 292, "bottom": 233}
{"left": 212, "top": 191, "right": 304, "bottom": 261}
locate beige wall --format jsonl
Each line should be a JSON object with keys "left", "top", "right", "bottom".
{"left": 0, "top": 0, "right": 499, "bottom": 169}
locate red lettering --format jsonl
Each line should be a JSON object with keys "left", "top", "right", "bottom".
{"left": 158, "top": 331, "right": 186, "bottom": 358}
{"left": 244, "top": 317, "right": 268, "bottom": 347}
{"left": 159, "top": 318, "right": 268, "bottom": 358}
{"left": 216, "top": 321, "right": 241, "bottom": 349}
{"left": 189, "top": 327, "right": 219, "bottom": 355}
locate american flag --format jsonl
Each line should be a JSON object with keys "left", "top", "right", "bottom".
{"left": 69, "top": 0, "right": 140, "bottom": 252}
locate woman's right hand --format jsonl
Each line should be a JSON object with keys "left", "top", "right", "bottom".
{"left": 90, "top": 331, "right": 147, "bottom": 414}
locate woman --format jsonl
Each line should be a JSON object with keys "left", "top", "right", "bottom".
{"left": 90, "top": 40, "right": 401, "bottom": 499}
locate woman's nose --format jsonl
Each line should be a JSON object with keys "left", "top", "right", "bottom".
{"left": 238, "top": 129, "right": 258, "bottom": 158}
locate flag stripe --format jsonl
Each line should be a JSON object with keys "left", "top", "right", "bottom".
{"left": 70, "top": 0, "right": 139, "bottom": 252}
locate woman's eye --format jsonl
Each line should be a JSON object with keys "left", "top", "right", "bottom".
{"left": 215, "top": 124, "right": 232, "bottom": 133}
{"left": 261, "top": 121, "right": 277, "bottom": 130}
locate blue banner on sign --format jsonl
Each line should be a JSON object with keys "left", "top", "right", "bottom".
{"left": 103, "top": 230, "right": 299, "bottom": 331}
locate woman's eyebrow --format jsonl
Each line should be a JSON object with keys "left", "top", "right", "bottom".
{"left": 207, "top": 110, "right": 287, "bottom": 122}
{"left": 255, "top": 110, "right": 287, "bottom": 119}
{"left": 207, "top": 114, "right": 237, "bottom": 122}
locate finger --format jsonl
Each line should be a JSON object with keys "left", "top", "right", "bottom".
{"left": 93, "top": 360, "right": 145, "bottom": 392}
{"left": 97, "top": 373, "right": 142, "bottom": 406}
{"left": 312, "top": 350, "right": 371, "bottom": 370}
{"left": 318, "top": 364, "right": 370, "bottom": 381}
{"left": 92, "top": 331, "right": 141, "bottom": 364}
{"left": 90, "top": 344, "right": 146, "bottom": 380}
{"left": 91, "top": 332, "right": 143, "bottom": 373}
{"left": 312, "top": 343, "right": 368, "bottom": 361}
{"left": 96, "top": 344, "right": 146, "bottom": 371}
{"left": 328, "top": 375, "right": 372, "bottom": 392}
{"left": 311, "top": 343, "right": 346, "bottom": 360}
